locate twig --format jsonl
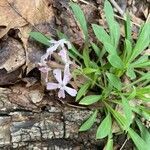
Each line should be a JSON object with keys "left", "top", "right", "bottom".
{"left": 120, "top": 138, "right": 128, "bottom": 150}
{"left": 109, "top": 0, "right": 124, "bottom": 16}
{"left": 114, "top": 14, "right": 140, "bottom": 27}
{"left": 79, "top": 0, "right": 89, "bottom": 5}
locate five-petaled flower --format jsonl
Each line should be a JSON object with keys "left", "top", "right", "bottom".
{"left": 46, "top": 69, "right": 77, "bottom": 98}
{"left": 39, "top": 39, "right": 72, "bottom": 66}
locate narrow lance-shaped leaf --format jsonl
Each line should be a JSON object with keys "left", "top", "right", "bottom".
{"left": 128, "top": 128, "right": 148, "bottom": 150}
{"left": 76, "top": 81, "right": 91, "bottom": 101}
{"left": 105, "top": 136, "right": 113, "bottom": 150}
{"left": 79, "top": 110, "right": 98, "bottom": 131}
{"left": 129, "top": 23, "right": 150, "bottom": 62}
{"left": 107, "top": 54, "right": 124, "bottom": 69}
{"left": 136, "top": 119, "right": 150, "bottom": 146}
{"left": 96, "top": 113, "right": 112, "bottom": 139}
{"left": 126, "top": 66, "right": 136, "bottom": 80}
{"left": 125, "top": 13, "right": 132, "bottom": 42}
{"left": 121, "top": 95, "right": 132, "bottom": 130}
{"left": 92, "top": 24, "right": 111, "bottom": 45}
{"left": 29, "top": 32, "right": 50, "bottom": 46}
{"left": 70, "top": 2, "right": 88, "bottom": 41}
{"left": 83, "top": 68, "right": 98, "bottom": 74}
{"left": 83, "top": 47, "right": 90, "bottom": 67}
{"left": 106, "top": 73, "right": 122, "bottom": 91}
{"left": 91, "top": 42, "right": 101, "bottom": 57}
{"left": 104, "top": 0, "right": 120, "bottom": 48}
{"left": 124, "top": 39, "right": 132, "bottom": 64}
{"left": 131, "top": 55, "right": 150, "bottom": 68}
{"left": 79, "top": 95, "right": 102, "bottom": 105}
{"left": 105, "top": 102, "right": 127, "bottom": 130}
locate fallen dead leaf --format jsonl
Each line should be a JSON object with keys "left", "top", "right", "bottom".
{"left": 0, "top": 37, "right": 25, "bottom": 72}
{"left": 0, "top": 0, "right": 54, "bottom": 73}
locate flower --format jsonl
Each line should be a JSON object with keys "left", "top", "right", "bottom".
{"left": 46, "top": 69, "right": 77, "bottom": 98}
{"left": 39, "top": 65, "right": 51, "bottom": 82}
{"left": 39, "top": 39, "right": 72, "bottom": 66}
{"left": 58, "top": 49, "right": 72, "bottom": 65}
{"left": 58, "top": 49, "right": 72, "bottom": 76}
{"left": 47, "top": 39, "right": 72, "bottom": 57}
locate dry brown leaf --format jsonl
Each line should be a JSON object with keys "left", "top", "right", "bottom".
{"left": 0, "top": 0, "right": 54, "bottom": 28}
{"left": 0, "top": 0, "right": 54, "bottom": 73}
{"left": 0, "top": 0, "right": 26, "bottom": 27}
{"left": 0, "top": 37, "right": 25, "bottom": 72}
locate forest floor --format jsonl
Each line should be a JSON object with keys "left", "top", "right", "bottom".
{"left": 0, "top": 0, "right": 149, "bottom": 149}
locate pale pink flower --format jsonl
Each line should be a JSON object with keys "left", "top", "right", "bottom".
{"left": 47, "top": 69, "right": 77, "bottom": 98}
{"left": 39, "top": 39, "right": 72, "bottom": 66}
{"left": 47, "top": 39, "right": 72, "bottom": 57}
{"left": 39, "top": 65, "right": 51, "bottom": 82}
{"left": 58, "top": 49, "right": 72, "bottom": 75}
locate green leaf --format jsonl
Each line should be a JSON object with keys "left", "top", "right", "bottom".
{"left": 79, "top": 110, "right": 98, "bottom": 131}
{"left": 105, "top": 136, "right": 113, "bottom": 150}
{"left": 139, "top": 73, "right": 150, "bottom": 81}
{"left": 96, "top": 113, "right": 112, "bottom": 139}
{"left": 79, "top": 95, "right": 102, "bottom": 105}
{"left": 132, "top": 107, "right": 150, "bottom": 121}
{"left": 111, "top": 22, "right": 120, "bottom": 49}
{"left": 131, "top": 55, "right": 150, "bottom": 68}
{"left": 106, "top": 73, "right": 122, "bottom": 90}
{"left": 83, "top": 68, "right": 98, "bottom": 74}
{"left": 128, "top": 86, "right": 136, "bottom": 100}
{"left": 104, "top": 42, "right": 117, "bottom": 55}
{"left": 29, "top": 32, "right": 50, "bottom": 46}
{"left": 107, "top": 54, "right": 124, "bottom": 69}
{"left": 104, "top": 0, "right": 120, "bottom": 48}
{"left": 126, "top": 66, "right": 136, "bottom": 79}
{"left": 76, "top": 81, "right": 91, "bottom": 101}
{"left": 129, "top": 23, "right": 150, "bottom": 62}
{"left": 121, "top": 96, "right": 132, "bottom": 129}
{"left": 128, "top": 128, "right": 148, "bottom": 150}
{"left": 125, "top": 13, "right": 132, "bottom": 42}
{"left": 83, "top": 47, "right": 90, "bottom": 67}
{"left": 91, "top": 42, "right": 101, "bottom": 57}
{"left": 136, "top": 119, "right": 150, "bottom": 146}
{"left": 104, "top": 0, "right": 114, "bottom": 26}
{"left": 92, "top": 24, "right": 111, "bottom": 45}
{"left": 105, "top": 102, "right": 127, "bottom": 130}
{"left": 70, "top": 2, "right": 88, "bottom": 41}
{"left": 124, "top": 39, "right": 132, "bottom": 64}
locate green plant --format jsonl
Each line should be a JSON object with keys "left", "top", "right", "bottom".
{"left": 70, "top": 1, "right": 150, "bottom": 149}
{"left": 30, "top": 0, "right": 150, "bottom": 149}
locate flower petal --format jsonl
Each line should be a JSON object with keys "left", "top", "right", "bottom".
{"left": 65, "top": 86, "right": 77, "bottom": 97}
{"left": 63, "top": 66, "right": 72, "bottom": 85}
{"left": 58, "top": 49, "right": 67, "bottom": 63}
{"left": 58, "top": 89, "right": 65, "bottom": 98}
{"left": 39, "top": 66, "right": 49, "bottom": 73}
{"left": 53, "top": 69, "right": 62, "bottom": 83}
{"left": 40, "top": 53, "right": 49, "bottom": 65}
{"left": 47, "top": 83, "right": 59, "bottom": 90}
{"left": 46, "top": 44, "right": 58, "bottom": 56}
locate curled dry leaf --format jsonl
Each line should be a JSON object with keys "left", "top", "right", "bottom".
{"left": 0, "top": 37, "right": 25, "bottom": 85}
{"left": 0, "top": 0, "right": 54, "bottom": 31}
{"left": 0, "top": 37, "right": 25, "bottom": 72}
{"left": 0, "top": 0, "right": 54, "bottom": 73}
